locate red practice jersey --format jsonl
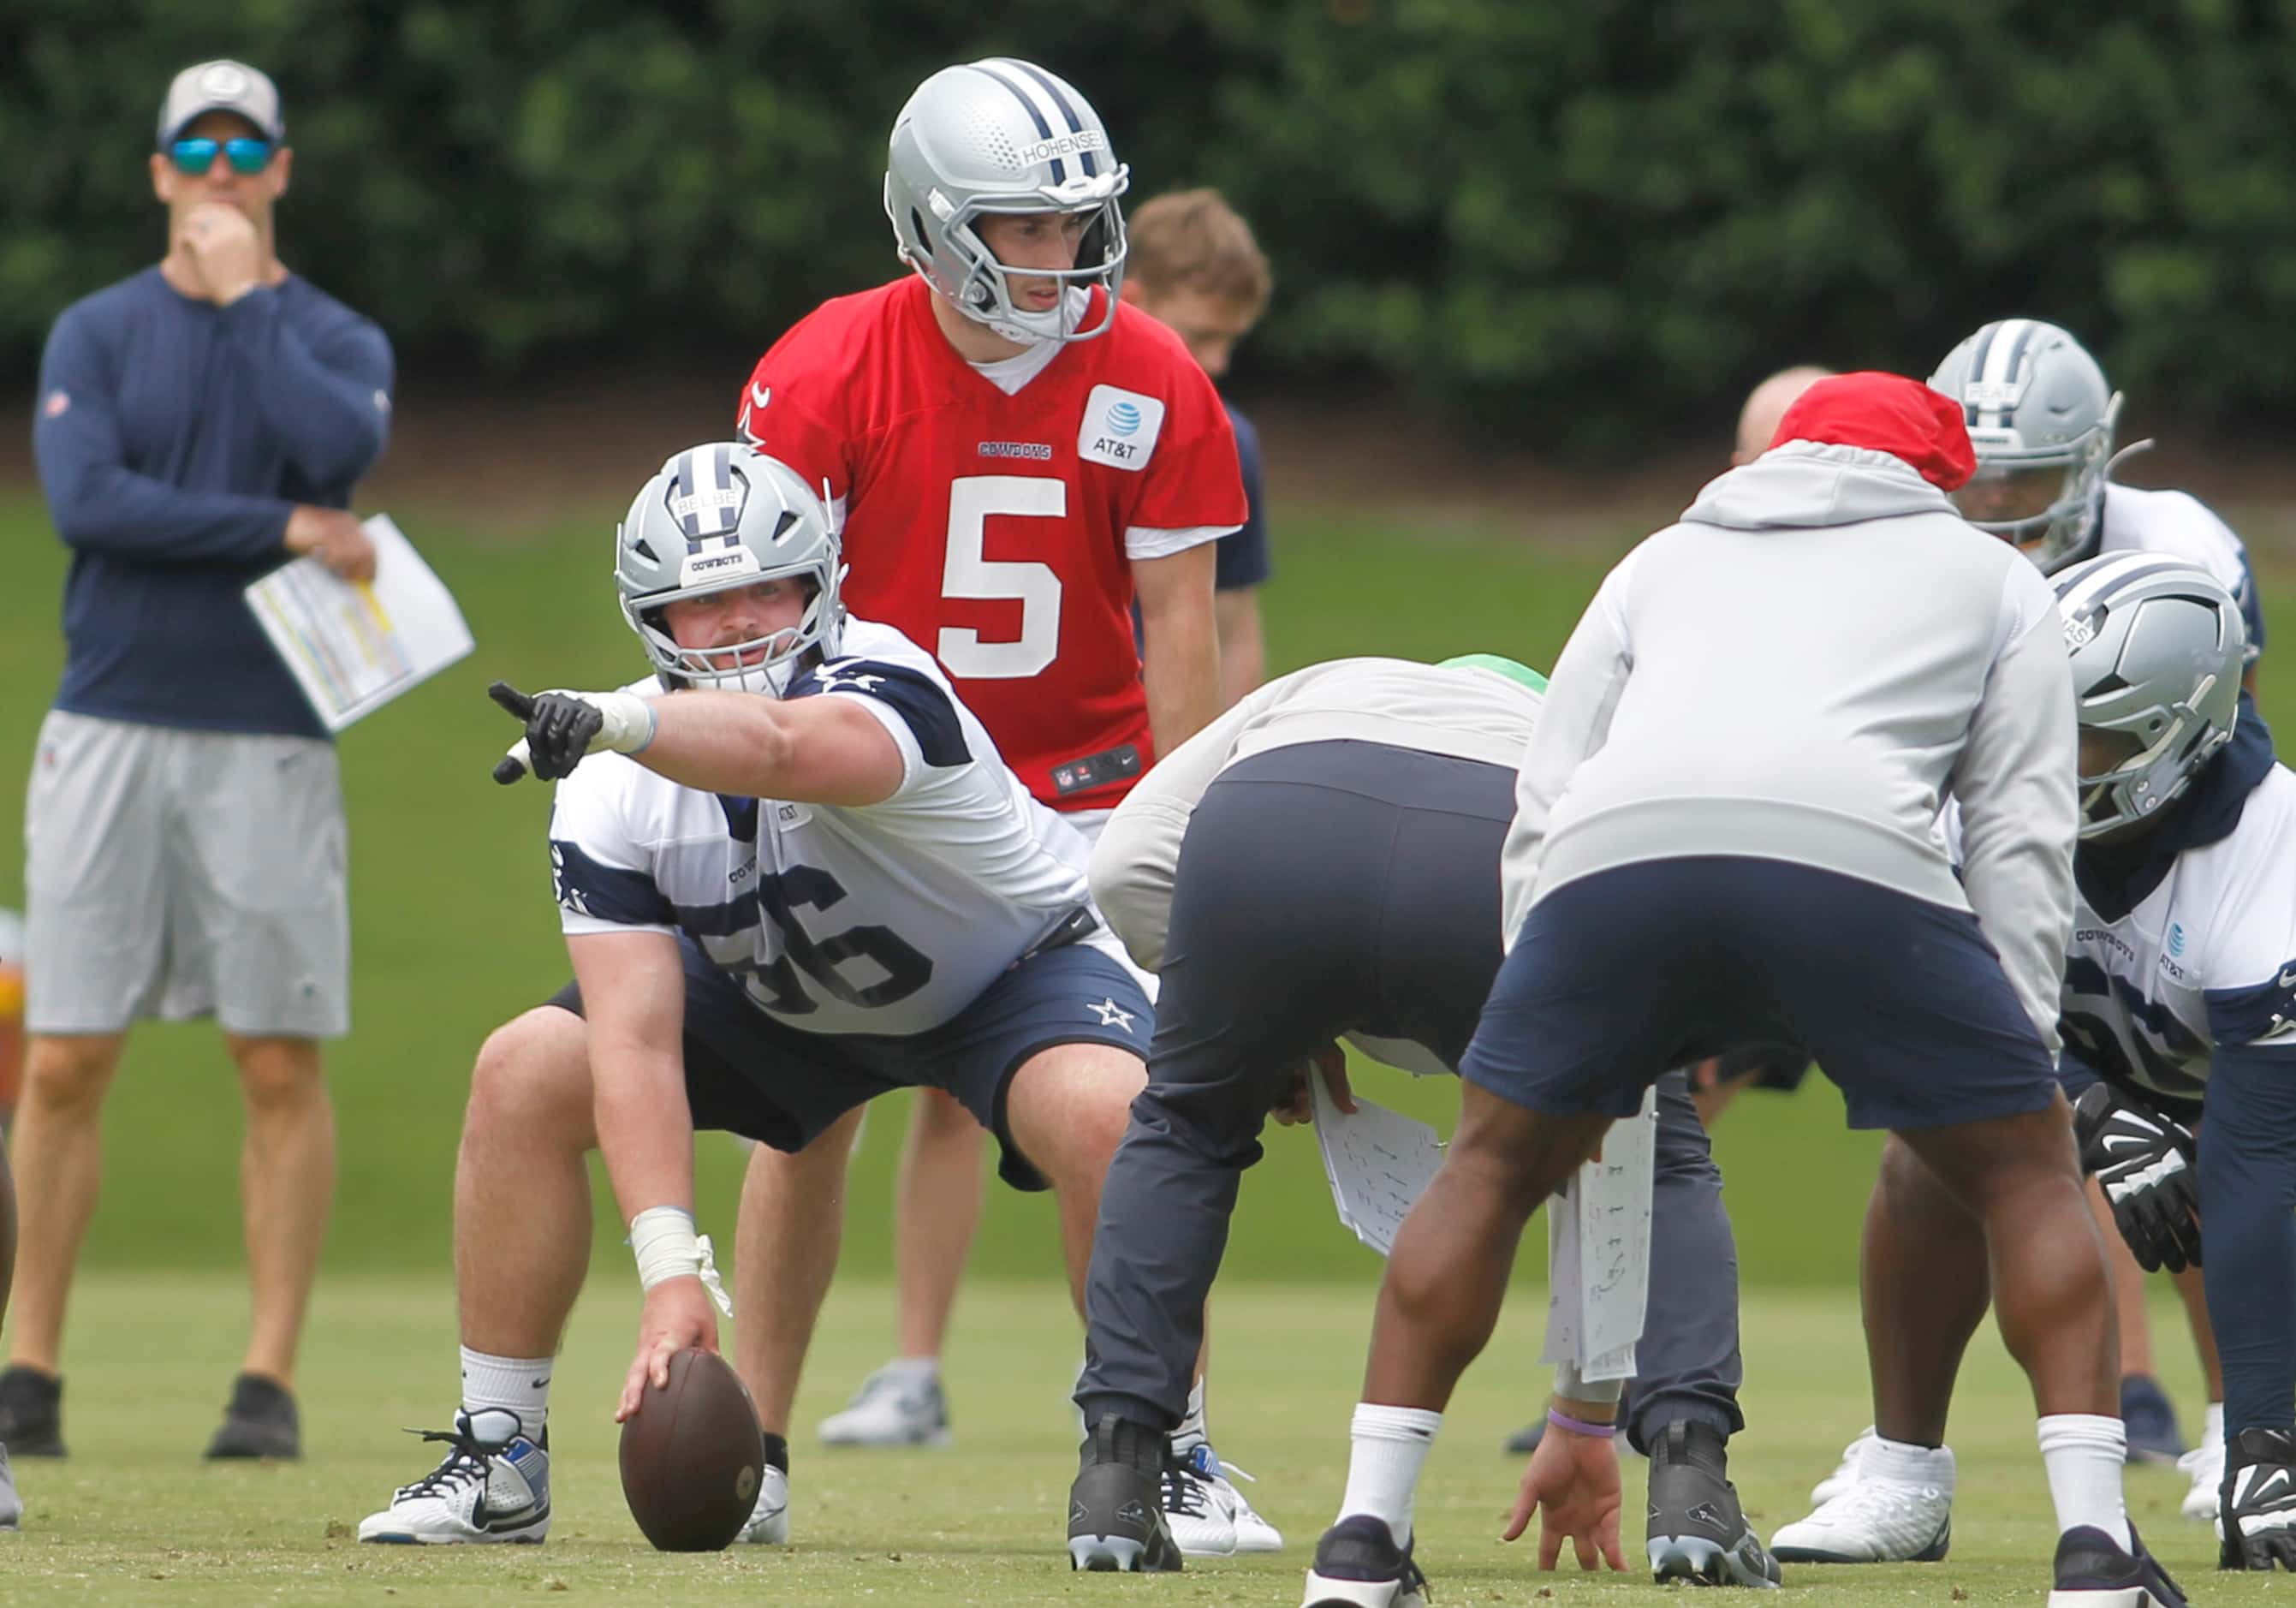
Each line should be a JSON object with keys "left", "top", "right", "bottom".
{"left": 736, "top": 277, "right": 1245, "bottom": 811}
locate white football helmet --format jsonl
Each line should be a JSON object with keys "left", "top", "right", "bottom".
{"left": 2054, "top": 552, "right": 2245, "bottom": 838}
{"left": 1930, "top": 319, "right": 2122, "bottom": 572}
{"left": 614, "top": 443, "right": 845, "bottom": 694}
{"left": 883, "top": 58, "right": 1129, "bottom": 345}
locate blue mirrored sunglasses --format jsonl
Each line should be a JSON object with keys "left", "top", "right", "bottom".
{"left": 169, "top": 137, "right": 273, "bottom": 176}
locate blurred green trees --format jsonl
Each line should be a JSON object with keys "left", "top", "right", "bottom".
{"left": 8, "top": 1, "right": 2296, "bottom": 439}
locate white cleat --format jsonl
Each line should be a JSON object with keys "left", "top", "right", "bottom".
{"left": 0, "top": 1443, "right": 21, "bottom": 1533}
{"left": 818, "top": 1365, "right": 951, "bottom": 1448}
{"left": 1771, "top": 1454, "right": 1954, "bottom": 1563}
{"left": 1163, "top": 1455, "right": 1236, "bottom": 1557}
{"left": 2179, "top": 1408, "right": 2225, "bottom": 1523}
{"left": 735, "top": 1464, "right": 790, "bottom": 1545}
{"left": 1811, "top": 1426, "right": 1876, "bottom": 1506}
{"left": 358, "top": 1408, "right": 550, "bottom": 1545}
{"left": 1189, "top": 1446, "right": 1282, "bottom": 1553}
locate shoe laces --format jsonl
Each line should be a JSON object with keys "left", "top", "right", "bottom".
{"left": 1163, "top": 1462, "right": 1216, "bottom": 1519}
{"left": 394, "top": 1420, "right": 507, "bottom": 1504}
{"left": 1183, "top": 1442, "right": 1258, "bottom": 1487}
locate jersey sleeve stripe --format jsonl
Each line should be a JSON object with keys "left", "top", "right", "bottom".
{"left": 551, "top": 839, "right": 675, "bottom": 928}
{"left": 789, "top": 659, "right": 970, "bottom": 768}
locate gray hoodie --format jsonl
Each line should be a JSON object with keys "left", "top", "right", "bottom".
{"left": 1502, "top": 441, "right": 2077, "bottom": 1054}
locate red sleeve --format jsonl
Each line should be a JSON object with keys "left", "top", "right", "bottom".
{"left": 735, "top": 340, "right": 853, "bottom": 506}
{"left": 1127, "top": 350, "right": 1247, "bottom": 533}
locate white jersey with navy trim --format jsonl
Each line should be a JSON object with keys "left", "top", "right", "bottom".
{"left": 2055, "top": 764, "right": 2296, "bottom": 1103}
{"left": 2100, "top": 483, "right": 2265, "bottom": 664}
{"left": 546, "top": 618, "right": 1109, "bottom": 1037}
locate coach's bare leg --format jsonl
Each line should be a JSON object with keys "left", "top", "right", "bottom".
{"left": 734, "top": 1109, "right": 865, "bottom": 1438}
{"left": 1002, "top": 1045, "right": 1146, "bottom": 1311}
{"left": 1859, "top": 1135, "right": 1993, "bottom": 1446}
{"left": 0, "top": 1137, "right": 16, "bottom": 1328}
{"left": 227, "top": 1033, "right": 335, "bottom": 1388}
{"left": 893, "top": 1090, "right": 984, "bottom": 1359}
{"left": 4, "top": 1033, "right": 126, "bottom": 1374}
{"left": 453, "top": 1009, "right": 598, "bottom": 1357}
{"left": 1894, "top": 1093, "right": 2118, "bottom": 1420}
{"left": 1365, "top": 1085, "right": 1613, "bottom": 1407}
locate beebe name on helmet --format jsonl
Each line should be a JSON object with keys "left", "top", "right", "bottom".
{"left": 1020, "top": 130, "right": 1105, "bottom": 165}
{"left": 669, "top": 488, "right": 744, "bottom": 519}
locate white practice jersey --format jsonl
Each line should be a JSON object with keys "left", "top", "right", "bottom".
{"left": 2100, "top": 484, "right": 2265, "bottom": 664}
{"left": 547, "top": 619, "right": 1112, "bottom": 1037}
{"left": 2057, "top": 765, "right": 2296, "bottom": 1104}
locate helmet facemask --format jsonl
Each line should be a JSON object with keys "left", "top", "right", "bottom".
{"left": 1954, "top": 391, "right": 2121, "bottom": 573}
{"left": 2073, "top": 689, "right": 2229, "bottom": 839}
{"left": 622, "top": 565, "right": 846, "bottom": 698}
{"left": 899, "top": 180, "right": 1129, "bottom": 346}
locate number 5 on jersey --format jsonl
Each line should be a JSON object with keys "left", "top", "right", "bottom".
{"left": 938, "top": 475, "right": 1063, "bottom": 679}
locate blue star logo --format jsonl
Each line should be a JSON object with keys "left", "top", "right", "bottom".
{"left": 1088, "top": 998, "right": 1136, "bottom": 1032}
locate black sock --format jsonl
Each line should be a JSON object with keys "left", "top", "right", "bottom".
{"left": 760, "top": 1431, "right": 789, "bottom": 1474}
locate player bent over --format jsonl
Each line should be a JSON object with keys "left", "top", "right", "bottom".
{"left": 1774, "top": 556, "right": 2296, "bottom": 1572}
{"left": 1068, "top": 655, "right": 1776, "bottom": 1586}
{"left": 1303, "top": 374, "right": 2185, "bottom": 1608}
{"left": 358, "top": 444, "right": 1152, "bottom": 1545}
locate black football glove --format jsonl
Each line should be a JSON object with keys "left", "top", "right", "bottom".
{"left": 488, "top": 682, "right": 657, "bottom": 783}
{"left": 2071, "top": 1081, "right": 2203, "bottom": 1273}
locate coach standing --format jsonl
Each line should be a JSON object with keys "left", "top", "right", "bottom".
{"left": 0, "top": 59, "right": 391, "bottom": 1463}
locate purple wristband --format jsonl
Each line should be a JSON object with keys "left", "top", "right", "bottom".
{"left": 1547, "top": 1406, "right": 1617, "bottom": 1439}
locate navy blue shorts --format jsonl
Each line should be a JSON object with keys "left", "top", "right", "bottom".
{"left": 547, "top": 938, "right": 1152, "bottom": 1190}
{"left": 1461, "top": 856, "right": 2061, "bottom": 1132}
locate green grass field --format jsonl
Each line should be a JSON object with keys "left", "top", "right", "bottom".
{"left": 0, "top": 1274, "right": 2253, "bottom": 1605}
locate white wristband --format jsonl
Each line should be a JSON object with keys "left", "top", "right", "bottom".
{"left": 629, "top": 1206, "right": 701, "bottom": 1291}
{"left": 589, "top": 690, "right": 657, "bottom": 755}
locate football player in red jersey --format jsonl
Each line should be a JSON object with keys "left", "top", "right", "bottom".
{"left": 732, "top": 58, "right": 1260, "bottom": 1556}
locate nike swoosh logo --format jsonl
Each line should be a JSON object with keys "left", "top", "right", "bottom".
{"left": 2278, "top": 965, "right": 2296, "bottom": 990}
{"left": 749, "top": 384, "right": 770, "bottom": 409}
{"left": 2103, "top": 1134, "right": 2152, "bottom": 1151}
{"left": 2250, "top": 1468, "right": 2293, "bottom": 1504}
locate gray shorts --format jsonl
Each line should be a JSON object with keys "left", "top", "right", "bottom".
{"left": 25, "top": 711, "right": 349, "bottom": 1038}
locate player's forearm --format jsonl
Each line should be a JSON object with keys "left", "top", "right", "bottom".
{"left": 592, "top": 1043, "right": 699, "bottom": 1227}
{"left": 1214, "top": 589, "right": 1265, "bottom": 710}
{"left": 635, "top": 691, "right": 800, "bottom": 799}
{"left": 1141, "top": 605, "right": 1220, "bottom": 759}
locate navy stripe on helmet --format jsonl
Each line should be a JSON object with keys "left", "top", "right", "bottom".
{"left": 974, "top": 61, "right": 1065, "bottom": 186}
{"left": 669, "top": 449, "right": 703, "bottom": 539}
{"left": 1997, "top": 320, "right": 2041, "bottom": 426}
{"left": 998, "top": 58, "right": 1097, "bottom": 178}
{"left": 1962, "top": 322, "right": 2002, "bottom": 426}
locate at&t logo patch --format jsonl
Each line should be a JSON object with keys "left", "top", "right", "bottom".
{"left": 1077, "top": 385, "right": 1164, "bottom": 471}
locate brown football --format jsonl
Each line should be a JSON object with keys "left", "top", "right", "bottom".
{"left": 617, "top": 1347, "right": 764, "bottom": 1551}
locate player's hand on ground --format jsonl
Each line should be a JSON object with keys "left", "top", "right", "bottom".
{"left": 1502, "top": 1413, "right": 1627, "bottom": 1572}
{"left": 283, "top": 504, "right": 378, "bottom": 582}
{"left": 488, "top": 682, "right": 657, "bottom": 783}
{"left": 616, "top": 1277, "right": 720, "bottom": 1423}
{"left": 1270, "top": 1042, "right": 1354, "bottom": 1126}
{"left": 2071, "top": 1083, "right": 2204, "bottom": 1272}
{"left": 179, "top": 201, "right": 263, "bottom": 305}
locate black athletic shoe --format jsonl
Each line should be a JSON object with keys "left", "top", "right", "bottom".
{"left": 2220, "top": 1426, "right": 2296, "bottom": 1571}
{"left": 2048, "top": 1522, "right": 2186, "bottom": 1606}
{"left": 0, "top": 1368, "right": 65, "bottom": 1459}
{"left": 1645, "top": 1420, "right": 1781, "bottom": 1588}
{"left": 1067, "top": 1417, "right": 1181, "bottom": 1572}
{"left": 1301, "top": 1515, "right": 1430, "bottom": 1608}
{"left": 204, "top": 1373, "right": 301, "bottom": 1461}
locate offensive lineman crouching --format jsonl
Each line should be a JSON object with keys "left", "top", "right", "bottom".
{"left": 359, "top": 444, "right": 1152, "bottom": 1545}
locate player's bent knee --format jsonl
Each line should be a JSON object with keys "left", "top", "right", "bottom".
{"left": 21, "top": 1034, "right": 124, "bottom": 1111}
{"left": 467, "top": 1007, "right": 593, "bottom": 1135}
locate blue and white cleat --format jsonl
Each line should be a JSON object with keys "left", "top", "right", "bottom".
{"left": 358, "top": 1408, "right": 550, "bottom": 1544}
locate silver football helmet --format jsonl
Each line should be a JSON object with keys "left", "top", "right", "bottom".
{"left": 615, "top": 443, "right": 845, "bottom": 694}
{"left": 1930, "top": 319, "right": 2123, "bottom": 573}
{"left": 883, "top": 58, "right": 1129, "bottom": 345}
{"left": 2054, "top": 552, "right": 2245, "bottom": 838}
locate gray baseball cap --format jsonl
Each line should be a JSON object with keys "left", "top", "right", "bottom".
{"left": 157, "top": 59, "right": 284, "bottom": 149}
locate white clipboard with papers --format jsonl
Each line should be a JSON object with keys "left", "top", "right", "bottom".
{"left": 246, "top": 515, "right": 474, "bottom": 733}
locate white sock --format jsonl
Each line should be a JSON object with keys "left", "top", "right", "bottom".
{"left": 460, "top": 1347, "right": 554, "bottom": 1443}
{"left": 1171, "top": 1379, "right": 1209, "bottom": 1458}
{"left": 2037, "top": 1414, "right": 2132, "bottom": 1548}
{"left": 2203, "top": 1401, "right": 2226, "bottom": 1450}
{"left": 1336, "top": 1403, "right": 1442, "bottom": 1549}
{"left": 880, "top": 1355, "right": 938, "bottom": 1385}
{"left": 1863, "top": 1434, "right": 1956, "bottom": 1494}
